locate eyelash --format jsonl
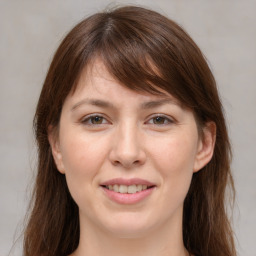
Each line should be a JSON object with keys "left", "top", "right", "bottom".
{"left": 80, "top": 114, "right": 174, "bottom": 126}
{"left": 146, "top": 115, "right": 174, "bottom": 125}
{"left": 81, "top": 114, "right": 110, "bottom": 125}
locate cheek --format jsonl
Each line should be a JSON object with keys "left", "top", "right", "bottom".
{"left": 60, "top": 128, "right": 109, "bottom": 172}
{"left": 152, "top": 136, "right": 198, "bottom": 176}
{"left": 59, "top": 131, "right": 109, "bottom": 200}
{"left": 149, "top": 134, "right": 198, "bottom": 200}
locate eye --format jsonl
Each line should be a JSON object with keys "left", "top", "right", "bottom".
{"left": 146, "top": 115, "right": 174, "bottom": 125}
{"left": 81, "top": 114, "right": 109, "bottom": 125}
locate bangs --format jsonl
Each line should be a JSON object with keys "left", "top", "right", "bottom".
{"left": 64, "top": 7, "right": 212, "bottom": 122}
{"left": 71, "top": 9, "right": 196, "bottom": 108}
{"left": 95, "top": 28, "right": 169, "bottom": 96}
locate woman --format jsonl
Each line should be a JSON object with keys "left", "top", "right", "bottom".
{"left": 24, "top": 6, "right": 236, "bottom": 256}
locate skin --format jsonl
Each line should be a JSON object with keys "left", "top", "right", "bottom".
{"left": 49, "top": 60, "right": 216, "bottom": 256}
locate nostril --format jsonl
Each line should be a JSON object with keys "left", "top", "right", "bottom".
{"left": 112, "top": 159, "right": 141, "bottom": 168}
{"left": 113, "top": 160, "right": 121, "bottom": 166}
{"left": 109, "top": 145, "right": 146, "bottom": 168}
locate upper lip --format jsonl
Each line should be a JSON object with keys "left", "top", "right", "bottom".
{"left": 100, "top": 178, "right": 155, "bottom": 186}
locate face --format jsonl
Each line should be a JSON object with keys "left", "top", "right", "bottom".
{"left": 49, "top": 60, "right": 215, "bottom": 238}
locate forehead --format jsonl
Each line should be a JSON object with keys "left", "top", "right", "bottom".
{"left": 68, "top": 59, "right": 182, "bottom": 107}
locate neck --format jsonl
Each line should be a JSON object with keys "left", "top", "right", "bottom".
{"left": 71, "top": 209, "right": 188, "bottom": 256}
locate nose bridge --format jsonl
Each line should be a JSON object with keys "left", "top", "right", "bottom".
{"left": 110, "top": 119, "right": 146, "bottom": 168}
{"left": 119, "top": 121, "right": 138, "bottom": 153}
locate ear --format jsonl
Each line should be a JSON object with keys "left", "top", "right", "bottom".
{"left": 193, "top": 121, "right": 216, "bottom": 173}
{"left": 48, "top": 125, "right": 65, "bottom": 174}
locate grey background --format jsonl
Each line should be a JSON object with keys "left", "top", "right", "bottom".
{"left": 0, "top": 1, "right": 255, "bottom": 255}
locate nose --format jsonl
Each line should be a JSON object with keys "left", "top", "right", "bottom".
{"left": 109, "top": 123, "right": 146, "bottom": 169}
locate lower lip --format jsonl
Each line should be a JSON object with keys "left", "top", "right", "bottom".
{"left": 101, "top": 186, "right": 155, "bottom": 204}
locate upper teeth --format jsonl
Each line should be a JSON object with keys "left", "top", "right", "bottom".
{"left": 106, "top": 184, "right": 148, "bottom": 194}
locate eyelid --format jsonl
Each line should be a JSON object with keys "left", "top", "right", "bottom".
{"left": 81, "top": 113, "right": 111, "bottom": 125}
{"left": 79, "top": 113, "right": 175, "bottom": 126}
{"left": 145, "top": 114, "right": 175, "bottom": 125}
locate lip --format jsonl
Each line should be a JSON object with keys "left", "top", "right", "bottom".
{"left": 100, "top": 178, "right": 155, "bottom": 186}
{"left": 100, "top": 178, "right": 156, "bottom": 205}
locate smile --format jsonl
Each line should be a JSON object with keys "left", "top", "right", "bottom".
{"left": 103, "top": 184, "right": 153, "bottom": 194}
{"left": 100, "top": 178, "right": 156, "bottom": 204}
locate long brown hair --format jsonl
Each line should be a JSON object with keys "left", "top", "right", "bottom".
{"left": 24, "top": 6, "right": 236, "bottom": 256}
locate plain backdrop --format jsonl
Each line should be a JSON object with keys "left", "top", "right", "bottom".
{"left": 0, "top": 1, "right": 255, "bottom": 255}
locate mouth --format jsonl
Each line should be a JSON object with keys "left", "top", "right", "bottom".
{"left": 100, "top": 178, "right": 156, "bottom": 204}
{"left": 101, "top": 184, "right": 155, "bottom": 194}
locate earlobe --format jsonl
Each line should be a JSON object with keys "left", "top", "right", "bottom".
{"left": 48, "top": 125, "right": 65, "bottom": 174}
{"left": 193, "top": 122, "right": 216, "bottom": 173}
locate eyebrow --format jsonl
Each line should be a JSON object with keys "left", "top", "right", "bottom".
{"left": 141, "top": 98, "right": 178, "bottom": 109}
{"left": 71, "top": 98, "right": 178, "bottom": 111}
{"left": 71, "top": 99, "right": 115, "bottom": 111}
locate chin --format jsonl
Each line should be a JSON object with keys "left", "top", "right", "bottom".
{"left": 107, "top": 225, "right": 152, "bottom": 239}
{"left": 100, "top": 213, "right": 157, "bottom": 238}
